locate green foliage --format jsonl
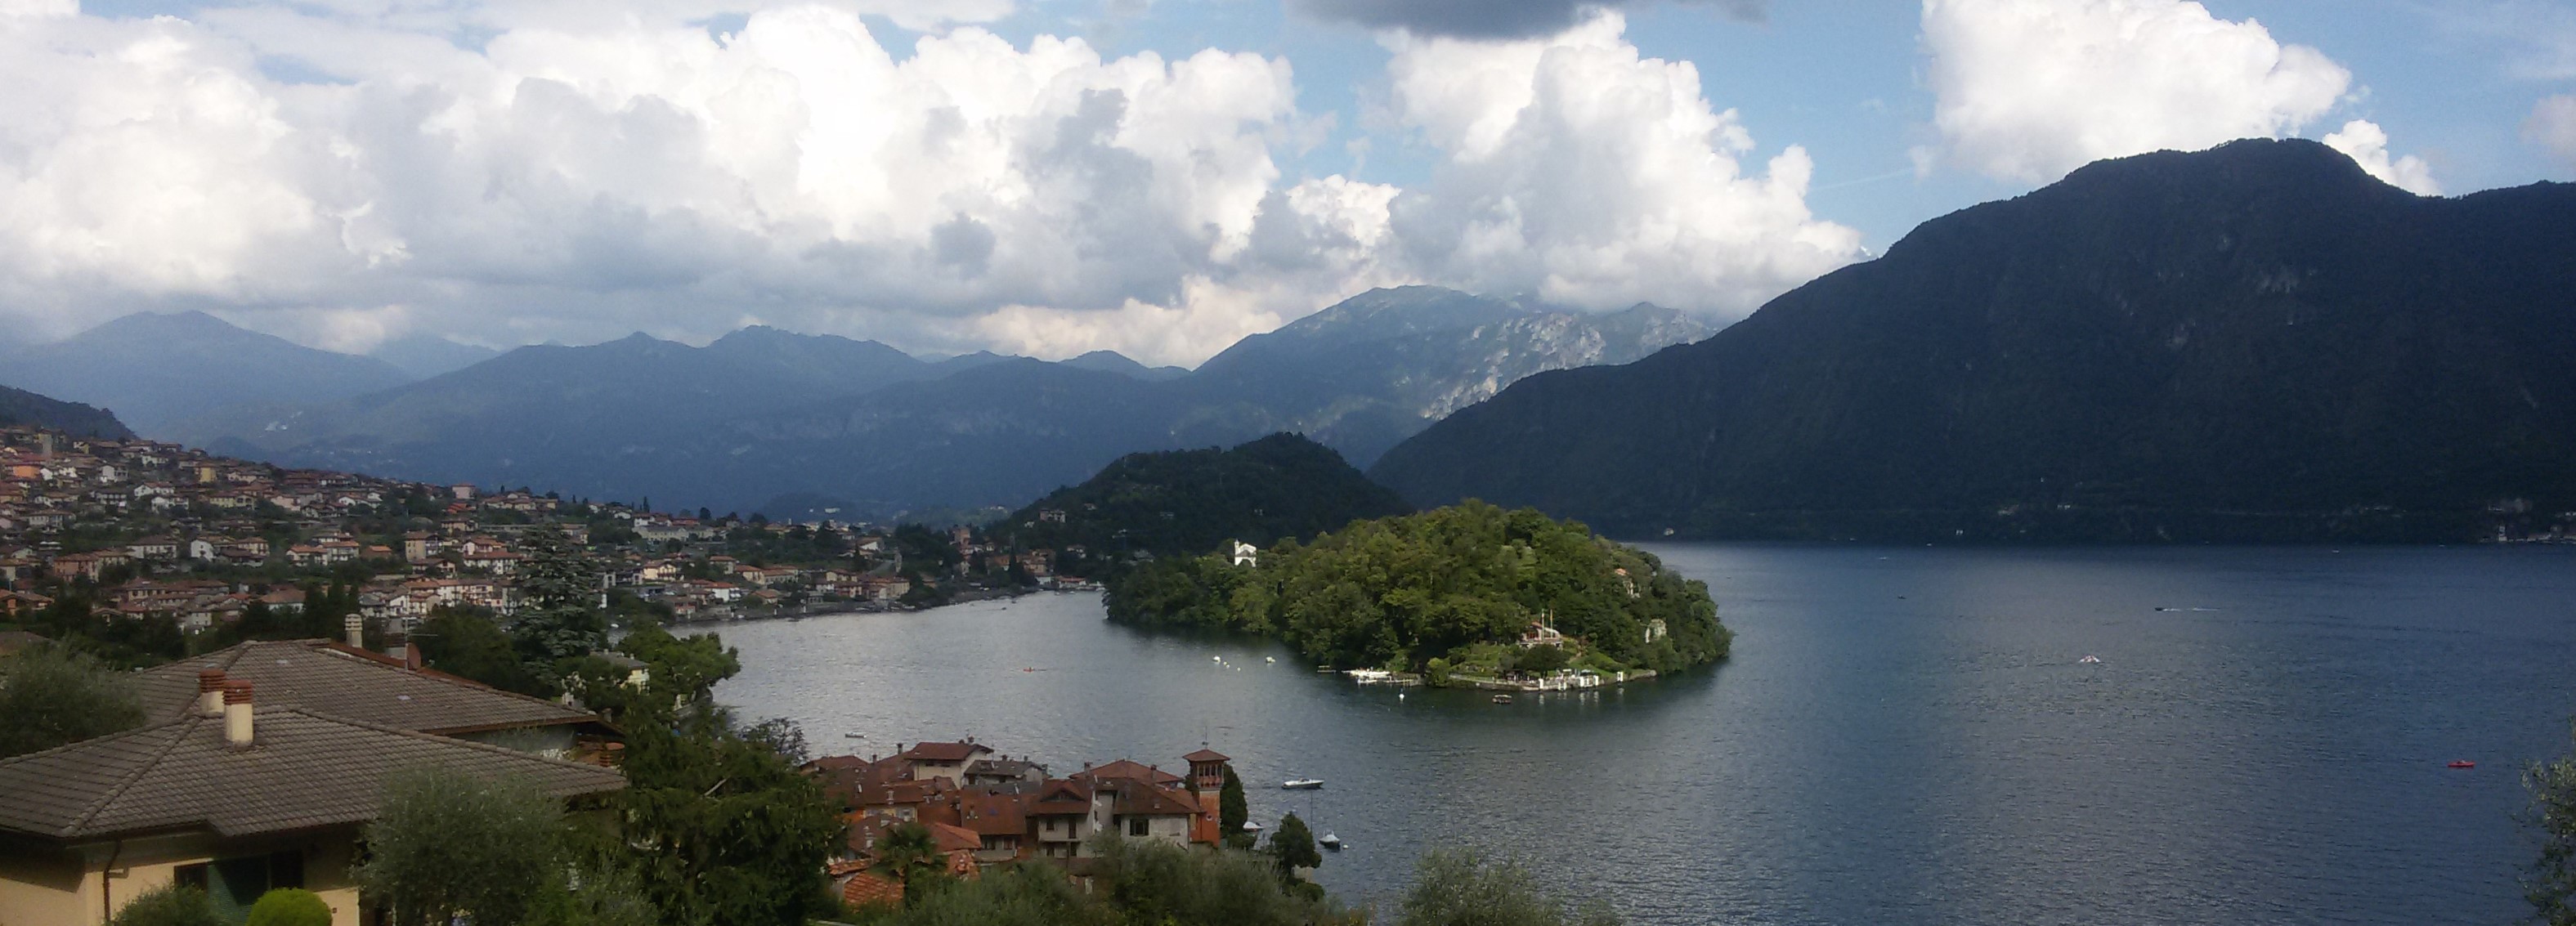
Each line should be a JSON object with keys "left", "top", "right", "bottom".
{"left": 1106, "top": 501, "right": 1727, "bottom": 673}
{"left": 1221, "top": 765, "right": 1250, "bottom": 848}
{"left": 1396, "top": 850, "right": 1621, "bottom": 926}
{"left": 243, "top": 888, "right": 332, "bottom": 926}
{"left": 2530, "top": 719, "right": 2576, "bottom": 926}
{"left": 417, "top": 607, "right": 553, "bottom": 697}
{"left": 865, "top": 862, "right": 1107, "bottom": 926}
{"left": 619, "top": 714, "right": 842, "bottom": 926}
{"left": 1512, "top": 645, "right": 1570, "bottom": 675}
{"left": 1268, "top": 812, "right": 1322, "bottom": 879}
{"left": 355, "top": 767, "right": 567, "bottom": 926}
{"left": 991, "top": 432, "right": 1412, "bottom": 579}
{"left": 108, "top": 883, "right": 222, "bottom": 926}
{"left": 0, "top": 644, "right": 145, "bottom": 758}
{"left": 1095, "top": 835, "right": 1337, "bottom": 926}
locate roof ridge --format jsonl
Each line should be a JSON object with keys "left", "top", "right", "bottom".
{"left": 61, "top": 716, "right": 198, "bottom": 838}
{"left": 265, "top": 706, "right": 625, "bottom": 778}
{"left": 302, "top": 639, "right": 592, "bottom": 714}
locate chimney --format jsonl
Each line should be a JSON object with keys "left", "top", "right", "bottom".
{"left": 195, "top": 669, "right": 226, "bottom": 717}
{"left": 404, "top": 642, "right": 423, "bottom": 671}
{"left": 222, "top": 681, "right": 254, "bottom": 748}
{"left": 343, "top": 614, "right": 365, "bottom": 649}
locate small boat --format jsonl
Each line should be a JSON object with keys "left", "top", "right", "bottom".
{"left": 2449, "top": 760, "right": 2477, "bottom": 769}
{"left": 2078, "top": 655, "right": 2101, "bottom": 664}
{"left": 1266, "top": 656, "right": 1276, "bottom": 664}
{"left": 1491, "top": 694, "right": 1513, "bottom": 704}
{"left": 843, "top": 731, "right": 865, "bottom": 739}
{"left": 1283, "top": 778, "right": 1324, "bottom": 790}
{"left": 1242, "top": 821, "right": 1263, "bottom": 832}
{"left": 1319, "top": 834, "right": 1342, "bottom": 851}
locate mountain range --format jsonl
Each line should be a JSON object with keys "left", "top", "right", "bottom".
{"left": 0, "top": 385, "right": 132, "bottom": 439}
{"left": 7, "top": 289, "right": 1707, "bottom": 515}
{"left": 1370, "top": 139, "right": 2576, "bottom": 542}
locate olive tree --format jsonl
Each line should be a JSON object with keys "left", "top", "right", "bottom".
{"left": 1396, "top": 849, "right": 1621, "bottom": 926}
{"left": 0, "top": 645, "right": 145, "bottom": 758}
{"left": 354, "top": 767, "right": 565, "bottom": 926}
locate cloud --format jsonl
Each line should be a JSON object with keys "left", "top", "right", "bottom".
{"left": 2320, "top": 119, "right": 2439, "bottom": 195}
{"left": 1292, "top": 0, "right": 1762, "bottom": 41}
{"left": 0, "top": 2, "right": 1853, "bottom": 367}
{"left": 1918, "top": 0, "right": 2351, "bottom": 182}
{"left": 1374, "top": 13, "right": 1860, "bottom": 314}
{"left": 2528, "top": 95, "right": 2576, "bottom": 169}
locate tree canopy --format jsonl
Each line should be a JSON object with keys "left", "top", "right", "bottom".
{"left": 2530, "top": 719, "right": 2576, "bottom": 926}
{"left": 0, "top": 644, "right": 145, "bottom": 758}
{"left": 1105, "top": 501, "right": 1727, "bottom": 672}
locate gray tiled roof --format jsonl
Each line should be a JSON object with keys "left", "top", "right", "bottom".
{"left": 0, "top": 707, "right": 625, "bottom": 841}
{"left": 134, "top": 640, "right": 596, "bottom": 734}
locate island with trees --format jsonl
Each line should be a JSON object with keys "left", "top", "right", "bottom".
{"left": 1104, "top": 501, "right": 1729, "bottom": 683}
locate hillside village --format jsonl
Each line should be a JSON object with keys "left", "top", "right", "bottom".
{"left": 0, "top": 424, "right": 1099, "bottom": 655}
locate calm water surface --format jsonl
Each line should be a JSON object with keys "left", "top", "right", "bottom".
{"left": 713, "top": 544, "right": 2576, "bottom": 924}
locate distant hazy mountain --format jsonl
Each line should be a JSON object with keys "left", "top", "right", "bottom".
{"left": 371, "top": 334, "right": 500, "bottom": 379}
{"left": 1059, "top": 350, "right": 1189, "bottom": 381}
{"left": 0, "top": 312, "right": 412, "bottom": 437}
{"left": 0, "top": 385, "right": 132, "bottom": 439}
{"left": 1371, "top": 140, "right": 2576, "bottom": 543}
{"left": 202, "top": 289, "right": 1712, "bottom": 513}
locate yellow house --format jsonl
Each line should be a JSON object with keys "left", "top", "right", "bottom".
{"left": 0, "top": 683, "right": 624, "bottom": 924}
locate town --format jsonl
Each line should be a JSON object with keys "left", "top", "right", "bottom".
{"left": 0, "top": 424, "right": 1097, "bottom": 663}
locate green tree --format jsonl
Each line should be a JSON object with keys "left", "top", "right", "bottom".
{"left": 108, "top": 883, "right": 222, "bottom": 926}
{"left": 2532, "top": 719, "right": 2576, "bottom": 926}
{"left": 876, "top": 821, "right": 946, "bottom": 895}
{"left": 876, "top": 861, "right": 1106, "bottom": 926}
{"left": 510, "top": 529, "right": 610, "bottom": 673}
{"left": 1220, "top": 765, "right": 1252, "bottom": 849}
{"left": 1395, "top": 850, "right": 1620, "bottom": 926}
{"left": 1095, "top": 835, "right": 1329, "bottom": 926}
{"left": 417, "top": 607, "right": 551, "bottom": 697}
{"left": 619, "top": 715, "right": 842, "bottom": 926}
{"left": 244, "top": 888, "right": 332, "bottom": 926}
{"left": 1267, "top": 812, "right": 1322, "bottom": 881}
{"left": 0, "top": 645, "right": 145, "bottom": 758}
{"left": 1512, "top": 645, "right": 1570, "bottom": 676}
{"left": 354, "top": 767, "right": 567, "bottom": 926}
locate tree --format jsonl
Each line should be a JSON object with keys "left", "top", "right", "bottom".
{"left": 1395, "top": 850, "right": 1620, "bottom": 926}
{"left": 2532, "top": 719, "right": 2576, "bottom": 926}
{"left": 1095, "top": 836, "right": 1327, "bottom": 926}
{"left": 511, "top": 530, "right": 610, "bottom": 673}
{"left": 877, "top": 821, "right": 946, "bottom": 890}
{"left": 0, "top": 645, "right": 145, "bottom": 758}
{"left": 1220, "top": 765, "right": 1251, "bottom": 849}
{"left": 244, "top": 888, "right": 332, "bottom": 926}
{"left": 1266, "top": 812, "right": 1321, "bottom": 881}
{"left": 417, "top": 608, "right": 551, "bottom": 697}
{"left": 108, "top": 884, "right": 222, "bottom": 926}
{"left": 619, "top": 715, "right": 842, "bottom": 925}
{"left": 1512, "top": 645, "right": 1570, "bottom": 676}
{"left": 354, "top": 767, "right": 567, "bottom": 926}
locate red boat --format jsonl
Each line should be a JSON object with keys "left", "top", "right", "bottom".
{"left": 2448, "top": 760, "right": 2476, "bottom": 769}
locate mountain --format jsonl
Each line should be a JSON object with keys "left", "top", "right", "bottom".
{"left": 0, "top": 312, "right": 412, "bottom": 438}
{"left": 0, "top": 385, "right": 133, "bottom": 438}
{"left": 199, "top": 289, "right": 1711, "bottom": 514}
{"left": 1058, "top": 350, "right": 1189, "bottom": 381}
{"left": 371, "top": 335, "right": 500, "bottom": 379}
{"left": 991, "top": 432, "right": 1412, "bottom": 563}
{"left": 1184, "top": 287, "right": 1716, "bottom": 465}
{"left": 1369, "top": 139, "right": 2576, "bottom": 543}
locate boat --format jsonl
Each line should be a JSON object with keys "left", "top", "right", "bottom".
{"left": 2078, "top": 655, "right": 2101, "bottom": 664}
{"left": 1283, "top": 778, "right": 1324, "bottom": 790}
{"left": 2449, "top": 760, "right": 2477, "bottom": 769}
{"left": 1491, "top": 694, "right": 1513, "bottom": 704}
{"left": 1319, "top": 834, "right": 1342, "bottom": 851}
{"left": 1242, "top": 821, "right": 1263, "bottom": 832}
{"left": 843, "top": 731, "right": 865, "bottom": 739}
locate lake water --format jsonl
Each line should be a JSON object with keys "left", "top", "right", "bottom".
{"left": 711, "top": 544, "right": 2576, "bottom": 924}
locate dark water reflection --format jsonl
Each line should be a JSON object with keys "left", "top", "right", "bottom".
{"left": 714, "top": 544, "right": 2576, "bottom": 924}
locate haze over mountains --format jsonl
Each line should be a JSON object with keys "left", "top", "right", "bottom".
{"left": 1372, "top": 139, "right": 2576, "bottom": 542}
{"left": 0, "top": 289, "right": 1707, "bottom": 516}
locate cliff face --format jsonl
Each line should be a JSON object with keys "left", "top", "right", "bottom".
{"left": 1372, "top": 140, "right": 2576, "bottom": 542}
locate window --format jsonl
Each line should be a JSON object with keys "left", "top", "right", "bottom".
{"left": 1127, "top": 818, "right": 1149, "bottom": 837}
{"left": 178, "top": 851, "right": 303, "bottom": 921}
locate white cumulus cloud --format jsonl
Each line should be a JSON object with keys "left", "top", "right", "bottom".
{"left": 1376, "top": 13, "right": 1861, "bottom": 315}
{"left": 1919, "top": 0, "right": 2353, "bottom": 182}
{"left": 2528, "top": 94, "right": 2576, "bottom": 170}
{"left": 2321, "top": 119, "right": 2440, "bottom": 195}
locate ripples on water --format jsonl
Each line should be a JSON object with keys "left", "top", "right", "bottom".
{"left": 713, "top": 544, "right": 2576, "bottom": 925}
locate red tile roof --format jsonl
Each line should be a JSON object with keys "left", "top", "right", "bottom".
{"left": 897, "top": 740, "right": 995, "bottom": 763}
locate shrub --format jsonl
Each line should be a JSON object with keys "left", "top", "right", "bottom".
{"left": 108, "top": 884, "right": 222, "bottom": 926}
{"left": 244, "top": 888, "right": 333, "bottom": 926}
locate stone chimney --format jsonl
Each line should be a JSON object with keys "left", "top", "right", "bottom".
{"left": 222, "top": 681, "right": 255, "bottom": 748}
{"left": 343, "top": 613, "right": 365, "bottom": 649}
{"left": 195, "top": 669, "right": 226, "bottom": 717}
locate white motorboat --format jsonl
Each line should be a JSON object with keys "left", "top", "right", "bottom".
{"left": 1282, "top": 778, "right": 1324, "bottom": 790}
{"left": 1319, "top": 833, "right": 1342, "bottom": 851}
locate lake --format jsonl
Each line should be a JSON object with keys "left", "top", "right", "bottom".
{"left": 711, "top": 544, "right": 2576, "bottom": 924}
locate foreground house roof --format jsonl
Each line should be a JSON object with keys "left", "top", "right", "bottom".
{"left": 134, "top": 639, "right": 599, "bottom": 735}
{"left": 0, "top": 708, "right": 625, "bottom": 842}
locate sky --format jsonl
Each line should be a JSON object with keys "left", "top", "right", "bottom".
{"left": 2, "top": 0, "right": 2572, "bottom": 366}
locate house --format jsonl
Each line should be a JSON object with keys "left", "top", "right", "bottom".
{"left": 0, "top": 684, "right": 623, "bottom": 926}
{"left": 132, "top": 640, "right": 620, "bottom": 761}
{"left": 1520, "top": 621, "right": 1565, "bottom": 648}
{"left": 1230, "top": 540, "right": 1258, "bottom": 567}
{"left": 893, "top": 740, "right": 997, "bottom": 785}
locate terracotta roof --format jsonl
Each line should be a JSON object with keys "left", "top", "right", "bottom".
{"left": 0, "top": 707, "right": 625, "bottom": 842}
{"left": 840, "top": 870, "right": 903, "bottom": 910}
{"left": 1071, "top": 759, "right": 1183, "bottom": 788}
{"left": 957, "top": 790, "right": 1028, "bottom": 836}
{"left": 925, "top": 821, "right": 983, "bottom": 853}
{"left": 895, "top": 740, "right": 993, "bottom": 763}
{"left": 134, "top": 640, "right": 599, "bottom": 735}
{"left": 1181, "top": 749, "right": 1230, "bottom": 763}
{"left": 1108, "top": 781, "right": 1202, "bottom": 818}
